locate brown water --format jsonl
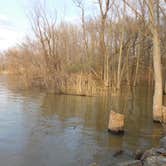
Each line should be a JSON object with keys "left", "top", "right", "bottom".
{"left": 0, "top": 75, "right": 164, "bottom": 166}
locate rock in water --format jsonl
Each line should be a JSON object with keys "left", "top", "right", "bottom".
{"left": 108, "top": 111, "right": 124, "bottom": 134}
{"left": 156, "top": 148, "right": 166, "bottom": 156}
{"left": 113, "top": 149, "right": 124, "bottom": 157}
{"left": 89, "top": 162, "right": 99, "bottom": 166}
{"left": 117, "top": 160, "right": 142, "bottom": 166}
{"left": 140, "top": 148, "right": 158, "bottom": 161}
{"left": 143, "top": 156, "right": 166, "bottom": 166}
{"left": 134, "top": 149, "right": 144, "bottom": 160}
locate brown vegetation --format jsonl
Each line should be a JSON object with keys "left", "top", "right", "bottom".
{"left": 1, "top": 0, "right": 166, "bottom": 97}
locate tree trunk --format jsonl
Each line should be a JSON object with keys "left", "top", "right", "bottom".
{"left": 149, "top": 0, "right": 163, "bottom": 122}
{"left": 152, "top": 27, "right": 163, "bottom": 122}
{"left": 108, "top": 111, "right": 125, "bottom": 133}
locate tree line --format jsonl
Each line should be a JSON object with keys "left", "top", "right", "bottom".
{"left": 0, "top": 0, "right": 165, "bottom": 99}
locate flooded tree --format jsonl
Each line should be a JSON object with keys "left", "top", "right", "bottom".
{"left": 148, "top": 0, "right": 163, "bottom": 122}
{"left": 123, "top": 0, "right": 165, "bottom": 122}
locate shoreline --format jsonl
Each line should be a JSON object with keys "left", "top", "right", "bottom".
{"left": 116, "top": 130, "right": 166, "bottom": 166}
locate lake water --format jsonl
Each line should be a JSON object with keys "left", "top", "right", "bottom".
{"left": 0, "top": 75, "right": 164, "bottom": 166}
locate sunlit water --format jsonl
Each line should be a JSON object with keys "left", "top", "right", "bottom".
{"left": 0, "top": 75, "right": 164, "bottom": 166}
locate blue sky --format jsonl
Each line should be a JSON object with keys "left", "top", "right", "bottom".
{"left": 0, "top": 0, "right": 96, "bottom": 50}
{"left": 0, "top": 0, "right": 27, "bottom": 50}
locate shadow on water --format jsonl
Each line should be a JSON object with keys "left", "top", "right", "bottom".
{"left": 0, "top": 75, "right": 164, "bottom": 166}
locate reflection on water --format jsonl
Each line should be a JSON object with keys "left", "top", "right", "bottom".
{"left": 0, "top": 75, "right": 164, "bottom": 166}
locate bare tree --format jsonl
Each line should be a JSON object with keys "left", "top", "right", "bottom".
{"left": 98, "top": 0, "right": 113, "bottom": 86}
{"left": 149, "top": 0, "right": 163, "bottom": 121}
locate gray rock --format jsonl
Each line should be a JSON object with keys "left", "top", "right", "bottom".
{"left": 117, "top": 160, "right": 142, "bottom": 166}
{"left": 89, "top": 163, "right": 99, "bottom": 166}
{"left": 160, "top": 136, "right": 166, "bottom": 149}
{"left": 113, "top": 149, "right": 124, "bottom": 157}
{"left": 156, "top": 148, "right": 166, "bottom": 155}
{"left": 140, "top": 148, "right": 158, "bottom": 161}
{"left": 134, "top": 149, "right": 144, "bottom": 160}
{"left": 143, "top": 156, "right": 166, "bottom": 166}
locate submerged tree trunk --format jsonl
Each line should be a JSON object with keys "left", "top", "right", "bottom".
{"left": 149, "top": 0, "right": 163, "bottom": 122}
{"left": 108, "top": 111, "right": 124, "bottom": 133}
{"left": 152, "top": 28, "right": 163, "bottom": 122}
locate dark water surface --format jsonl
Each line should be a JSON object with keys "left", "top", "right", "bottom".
{"left": 0, "top": 76, "right": 163, "bottom": 166}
